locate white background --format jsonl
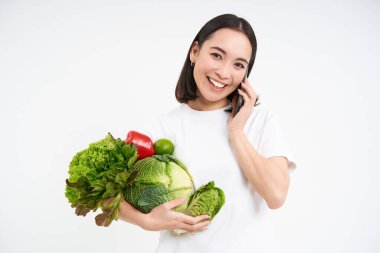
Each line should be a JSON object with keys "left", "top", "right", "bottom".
{"left": 1, "top": 0, "right": 379, "bottom": 252}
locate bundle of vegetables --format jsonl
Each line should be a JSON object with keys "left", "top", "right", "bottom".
{"left": 65, "top": 131, "right": 225, "bottom": 232}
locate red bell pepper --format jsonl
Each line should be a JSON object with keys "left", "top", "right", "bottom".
{"left": 126, "top": 131, "right": 154, "bottom": 160}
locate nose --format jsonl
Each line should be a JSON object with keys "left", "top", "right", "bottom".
{"left": 215, "top": 64, "right": 231, "bottom": 81}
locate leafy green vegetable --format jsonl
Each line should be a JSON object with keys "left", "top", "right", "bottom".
{"left": 65, "top": 133, "right": 138, "bottom": 226}
{"left": 172, "top": 181, "right": 225, "bottom": 235}
{"left": 184, "top": 181, "right": 225, "bottom": 219}
{"left": 124, "top": 154, "right": 194, "bottom": 213}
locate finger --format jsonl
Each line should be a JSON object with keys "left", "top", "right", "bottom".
{"left": 244, "top": 84, "right": 259, "bottom": 105}
{"left": 179, "top": 220, "right": 211, "bottom": 233}
{"left": 241, "top": 82, "right": 255, "bottom": 100}
{"left": 163, "top": 198, "right": 185, "bottom": 210}
{"left": 238, "top": 89, "right": 250, "bottom": 104}
{"left": 240, "top": 83, "right": 258, "bottom": 106}
{"left": 193, "top": 219, "right": 211, "bottom": 230}
{"left": 178, "top": 216, "right": 211, "bottom": 231}
{"left": 102, "top": 197, "right": 114, "bottom": 206}
{"left": 178, "top": 213, "right": 209, "bottom": 225}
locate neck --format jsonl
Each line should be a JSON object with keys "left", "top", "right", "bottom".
{"left": 187, "top": 98, "right": 229, "bottom": 111}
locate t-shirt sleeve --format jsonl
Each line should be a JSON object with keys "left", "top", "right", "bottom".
{"left": 258, "top": 113, "right": 297, "bottom": 172}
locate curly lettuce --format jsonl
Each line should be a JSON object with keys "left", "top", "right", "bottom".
{"left": 65, "top": 133, "right": 138, "bottom": 226}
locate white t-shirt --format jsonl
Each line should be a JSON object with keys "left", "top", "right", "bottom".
{"left": 141, "top": 102, "right": 296, "bottom": 253}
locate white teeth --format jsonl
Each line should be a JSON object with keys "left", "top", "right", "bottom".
{"left": 208, "top": 77, "right": 226, "bottom": 88}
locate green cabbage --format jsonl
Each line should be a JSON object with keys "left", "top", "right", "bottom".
{"left": 124, "top": 154, "right": 195, "bottom": 213}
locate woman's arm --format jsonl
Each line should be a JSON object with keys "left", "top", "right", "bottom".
{"left": 117, "top": 199, "right": 149, "bottom": 227}
{"left": 227, "top": 80, "right": 290, "bottom": 209}
{"left": 228, "top": 129, "right": 289, "bottom": 209}
{"left": 108, "top": 198, "right": 211, "bottom": 233}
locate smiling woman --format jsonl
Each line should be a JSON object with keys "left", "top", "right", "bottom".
{"left": 175, "top": 14, "right": 258, "bottom": 113}
{"left": 187, "top": 28, "right": 252, "bottom": 109}
{"left": 117, "top": 13, "right": 297, "bottom": 253}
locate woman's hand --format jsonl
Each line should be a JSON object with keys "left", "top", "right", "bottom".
{"left": 141, "top": 198, "right": 211, "bottom": 235}
{"left": 227, "top": 78, "right": 258, "bottom": 133}
{"left": 105, "top": 197, "right": 210, "bottom": 236}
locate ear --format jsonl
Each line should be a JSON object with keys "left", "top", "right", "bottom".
{"left": 189, "top": 41, "right": 200, "bottom": 63}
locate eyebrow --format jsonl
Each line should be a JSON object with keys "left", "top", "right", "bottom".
{"left": 210, "top": 46, "right": 249, "bottom": 65}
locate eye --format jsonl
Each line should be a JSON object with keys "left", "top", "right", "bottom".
{"left": 211, "top": 53, "right": 222, "bottom": 59}
{"left": 235, "top": 63, "right": 245, "bottom": 69}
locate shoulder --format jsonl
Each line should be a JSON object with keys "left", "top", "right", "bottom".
{"left": 245, "top": 103, "right": 278, "bottom": 130}
{"left": 141, "top": 104, "right": 184, "bottom": 141}
{"left": 153, "top": 104, "right": 184, "bottom": 124}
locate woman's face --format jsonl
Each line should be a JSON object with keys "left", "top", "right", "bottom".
{"left": 189, "top": 28, "right": 252, "bottom": 110}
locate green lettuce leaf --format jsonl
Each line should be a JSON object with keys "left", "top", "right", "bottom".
{"left": 184, "top": 181, "right": 225, "bottom": 219}
{"left": 95, "top": 192, "right": 123, "bottom": 227}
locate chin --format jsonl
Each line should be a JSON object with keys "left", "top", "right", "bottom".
{"left": 202, "top": 93, "right": 222, "bottom": 101}
{"left": 204, "top": 95, "right": 228, "bottom": 104}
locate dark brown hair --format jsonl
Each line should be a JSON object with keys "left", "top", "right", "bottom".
{"left": 175, "top": 14, "right": 258, "bottom": 109}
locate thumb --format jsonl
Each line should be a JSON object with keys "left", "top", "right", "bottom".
{"left": 164, "top": 198, "right": 185, "bottom": 210}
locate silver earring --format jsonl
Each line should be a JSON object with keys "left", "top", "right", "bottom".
{"left": 191, "top": 61, "right": 194, "bottom": 67}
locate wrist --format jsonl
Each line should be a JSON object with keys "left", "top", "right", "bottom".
{"left": 228, "top": 128, "right": 244, "bottom": 139}
{"left": 139, "top": 213, "right": 153, "bottom": 231}
{"left": 118, "top": 200, "right": 151, "bottom": 230}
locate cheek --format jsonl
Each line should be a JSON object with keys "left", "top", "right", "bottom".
{"left": 197, "top": 56, "right": 214, "bottom": 73}
{"left": 203, "top": 56, "right": 214, "bottom": 66}
{"left": 234, "top": 72, "right": 246, "bottom": 86}
{"left": 194, "top": 64, "right": 209, "bottom": 84}
{"left": 229, "top": 85, "right": 238, "bottom": 95}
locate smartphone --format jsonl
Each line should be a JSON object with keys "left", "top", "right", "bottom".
{"left": 233, "top": 69, "right": 248, "bottom": 116}
{"left": 233, "top": 69, "right": 260, "bottom": 117}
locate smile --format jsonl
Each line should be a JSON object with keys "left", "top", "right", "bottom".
{"left": 207, "top": 77, "right": 227, "bottom": 89}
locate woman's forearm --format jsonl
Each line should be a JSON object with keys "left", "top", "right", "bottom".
{"left": 100, "top": 197, "right": 148, "bottom": 229}
{"left": 228, "top": 129, "right": 289, "bottom": 209}
{"left": 118, "top": 200, "right": 148, "bottom": 228}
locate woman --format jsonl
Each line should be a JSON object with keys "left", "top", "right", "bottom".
{"left": 119, "top": 14, "right": 296, "bottom": 252}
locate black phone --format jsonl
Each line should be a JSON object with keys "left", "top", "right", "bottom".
{"left": 233, "top": 69, "right": 260, "bottom": 117}
{"left": 233, "top": 69, "right": 248, "bottom": 116}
